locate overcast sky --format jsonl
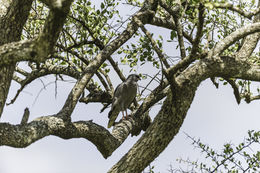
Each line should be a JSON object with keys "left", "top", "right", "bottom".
{"left": 0, "top": 65, "right": 259, "bottom": 173}
{"left": 0, "top": 1, "right": 259, "bottom": 173}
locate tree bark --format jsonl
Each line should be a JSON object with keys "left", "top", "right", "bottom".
{"left": 108, "top": 54, "right": 260, "bottom": 172}
{"left": 0, "top": 0, "right": 33, "bottom": 117}
{"left": 108, "top": 60, "right": 209, "bottom": 173}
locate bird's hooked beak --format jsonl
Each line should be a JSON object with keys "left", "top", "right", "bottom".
{"left": 137, "top": 75, "right": 141, "bottom": 81}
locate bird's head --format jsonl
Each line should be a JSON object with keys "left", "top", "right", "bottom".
{"left": 126, "top": 74, "right": 141, "bottom": 83}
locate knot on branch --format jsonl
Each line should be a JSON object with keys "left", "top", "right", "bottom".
{"left": 130, "top": 111, "right": 151, "bottom": 136}
{"left": 21, "top": 107, "right": 30, "bottom": 125}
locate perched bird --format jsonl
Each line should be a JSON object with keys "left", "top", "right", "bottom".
{"left": 108, "top": 74, "right": 140, "bottom": 128}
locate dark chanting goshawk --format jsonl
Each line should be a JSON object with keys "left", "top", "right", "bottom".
{"left": 107, "top": 74, "right": 140, "bottom": 128}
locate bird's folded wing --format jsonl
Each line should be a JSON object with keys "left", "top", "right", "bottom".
{"left": 107, "top": 82, "right": 127, "bottom": 128}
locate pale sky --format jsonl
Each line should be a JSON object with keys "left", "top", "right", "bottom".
{"left": 0, "top": 66, "right": 259, "bottom": 173}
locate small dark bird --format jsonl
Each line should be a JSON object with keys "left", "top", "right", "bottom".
{"left": 107, "top": 74, "right": 140, "bottom": 128}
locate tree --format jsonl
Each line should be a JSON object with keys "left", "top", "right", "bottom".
{"left": 170, "top": 131, "right": 260, "bottom": 172}
{"left": 0, "top": 0, "right": 259, "bottom": 172}
{"left": 143, "top": 131, "right": 260, "bottom": 172}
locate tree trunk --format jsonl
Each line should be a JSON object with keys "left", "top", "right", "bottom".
{"left": 108, "top": 80, "right": 201, "bottom": 172}
{"left": 0, "top": 0, "right": 33, "bottom": 117}
{"left": 108, "top": 58, "right": 211, "bottom": 172}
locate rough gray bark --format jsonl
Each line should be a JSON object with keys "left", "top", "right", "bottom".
{"left": 108, "top": 55, "right": 260, "bottom": 173}
{"left": 0, "top": 0, "right": 33, "bottom": 117}
{"left": 0, "top": 0, "right": 157, "bottom": 159}
{"left": 0, "top": 110, "right": 150, "bottom": 158}
{"left": 0, "top": 0, "right": 72, "bottom": 117}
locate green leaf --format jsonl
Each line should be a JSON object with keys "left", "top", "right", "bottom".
{"left": 170, "top": 31, "right": 177, "bottom": 40}
{"left": 205, "top": 2, "right": 214, "bottom": 10}
{"left": 101, "top": 2, "right": 105, "bottom": 9}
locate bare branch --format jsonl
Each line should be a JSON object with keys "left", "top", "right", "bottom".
{"left": 160, "top": 0, "right": 186, "bottom": 58}
{"left": 224, "top": 78, "right": 241, "bottom": 104}
{"left": 148, "top": 16, "right": 194, "bottom": 43}
{"left": 236, "top": 1, "right": 260, "bottom": 60}
{"left": 134, "top": 16, "right": 170, "bottom": 68}
{"left": 95, "top": 72, "right": 110, "bottom": 92}
{"left": 243, "top": 93, "right": 260, "bottom": 103}
{"left": 8, "top": 63, "right": 81, "bottom": 105}
{"left": 99, "top": 69, "right": 114, "bottom": 91}
{"left": 190, "top": 3, "right": 204, "bottom": 55}
{"left": 107, "top": 56, "right": 126, "bottom": 82}
{"left": 21, "top": 107, "right": 30, "bottom": 125}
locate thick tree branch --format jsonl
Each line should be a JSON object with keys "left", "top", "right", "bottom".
{"left": 0, "top": 0, "right": 33, "bottom": 118}
{"left": 207, "top": 56, "right": 260, "bottom": 82}
{"left": 33, "top": 0, "right": 73, "bottom": 62}
{"left": 0, "top": 0, "right": 73, "bottom": 66}
{"left": 109, "top": 53, "right": 260, "bottom": 173}
{"left": 0, "top": 108, "right": 151, "bottom": 159}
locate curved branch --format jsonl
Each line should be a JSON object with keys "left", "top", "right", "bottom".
{"left": 0, "top": 0, "right": 73, "bottom": 66}
{"left": 224, "top": 78, "right": 241, "bottom": 104}
{"left": 244, "top": 94, "right": 260, "bottom": 103}
{"left": 210, "top": 22, "right": 260, "bottom": 57}
{"left": 148, "top": 16, "right": 194, "bottom": 43}
{"left": 8, "top": 63, "right": 82, "bottom": 105}
{"left": 108, "top": 54, "right": 260, "bottom": 173}
{"left": 214, "top": 2, "right": 260, "bottom": 19}
{"left": 0, "top": 109, "right": 151, "bottom": 159}
{"left": 236, "top": 1, "right": 260, "bottom": 59}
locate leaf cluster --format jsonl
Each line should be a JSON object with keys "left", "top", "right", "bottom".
{"left": 176, "top": 131, "right": 260, "bottom": 172}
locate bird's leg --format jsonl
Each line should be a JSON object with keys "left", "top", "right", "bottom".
{"left": 125, "top": 110, "right": 128, "bottom": 120}
{"left": 122, "top": 111, "right": 125, "bottom": 120}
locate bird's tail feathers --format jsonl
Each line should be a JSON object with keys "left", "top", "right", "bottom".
{"left": 108, "top": 109, "right": 113, "bottom": 118}
{"left": 107, "top": 109, "right": 119, "bottom": 128}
